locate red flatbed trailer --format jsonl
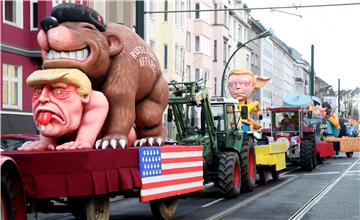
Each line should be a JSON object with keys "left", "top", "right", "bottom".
{"left": 1, "top": 146, "right": 203, "bottom": 220}
{"left": 316, "top": 141, "right": 334, "bottom": 163}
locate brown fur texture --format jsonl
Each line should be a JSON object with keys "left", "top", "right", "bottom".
{"left": 37, "top": 20, "right": 169, "bottom": 146}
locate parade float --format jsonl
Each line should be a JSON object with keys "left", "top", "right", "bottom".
{"left": 261, "top": 93, "right": 335, "bottom": 172}
{"left": 1, "top": 4, "right": 203, "bottom": 220}
{"left": 225, "top": 69, "right": 287, "bottom": 184}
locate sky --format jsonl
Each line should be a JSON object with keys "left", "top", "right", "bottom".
{"left": 244, "top": 0, "right": 360, "bottom": 90}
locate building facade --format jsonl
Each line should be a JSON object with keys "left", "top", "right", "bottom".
{"left": 291, "top": 48, "right": 310, "bottom": 95}
{"left": 2, "top": 0, "right": 339, "bottom": 136}
{"left": 1, "top": 0, "right": 46, "bottom": 134}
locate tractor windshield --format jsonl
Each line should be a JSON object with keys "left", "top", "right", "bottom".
{"left": 211, "top": 105, "right": 225, "bottom": 131}
{"left": 272, "top": 110, "right": 299, "bottom": 132}
{"left": 211, "top": 104, "right": 240, "bottom": 132}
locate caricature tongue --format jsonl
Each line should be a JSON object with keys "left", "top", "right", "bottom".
{"left": 37, "top": 112, "right": 52, "bottom": 125}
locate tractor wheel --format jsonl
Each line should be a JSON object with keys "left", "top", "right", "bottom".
{"left": 240, "top": 139, "right": 256, "bottom": 192}
{"left": 218, "top": 152, "right": 241, "bottom": 198}
{"left": 346, "top": 152, "right": 353, "bottom": 158}
{"left": 150, "top": 197, "right": 178, "bottom": 220}
{"left": 69, "top": 196, "right": 110, "bottom": 220}
{"left": 312, "top": 140, "right": 317, "bottom": 169}
{"left": 271, "top": 165, "right": 279, "bottom": 181}
{"left": 257, "top": 166, "right": 268, "bottom": 185}
{"left": 1, "top": 171, "right": 16, "bottom": 220}
{"left": 300, "top": 139, "right": 314, "bottom": 172}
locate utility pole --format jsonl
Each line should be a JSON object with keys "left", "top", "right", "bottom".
{"left": 338, "top": 78, "right": 341, "bottom": 114}
{"left": 309, "top": 45, "right": 315, "bottom": 96}
{"left": 135, "top": 1, "right": 145, "bottom": 39}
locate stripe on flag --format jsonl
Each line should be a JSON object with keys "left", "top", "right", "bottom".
{"left": 139, "top": 145, "right": 203, "bottom": 202}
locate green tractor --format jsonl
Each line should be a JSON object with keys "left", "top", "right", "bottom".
{"left": 167, "top": 80, "right": 256, "bottom": 197}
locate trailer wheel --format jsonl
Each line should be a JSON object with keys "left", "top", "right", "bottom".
{"left": 68, "top": 197, "right": 86, "bottom": 219}
{"left": 150, "top": 197, "right": 178, "bottom": 220}
{"left": 271, "top": 165, "right": 279, "bottom": 181}
{"left": 1, "top": 170, "right": 16, "bottom": 220}
{"left": 346, "top": 152, "right": 353, "bottom": 158}
{"left": 69, "top": 195, "right": 110, "bottom": 220}
{"left": 257, "top": 166, "right": 268, "bottom": 185}
{"left": 240, "top": 139, "right": 256, "bottom": 192}
{"left": 86, "top": 196, "right": 110, "bottom": 220}
{"left": 300, "top": 139, "right": 314, "bottom": 172}
{"left": 317, "top": 154, "right": 324, "bottom": 164}
{"left": 218, "top": 152, "right": 241, "bottom": 197}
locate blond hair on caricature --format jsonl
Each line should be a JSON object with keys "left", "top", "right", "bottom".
{"left": 27, "top": 68, "right": 92, "bottom": 96}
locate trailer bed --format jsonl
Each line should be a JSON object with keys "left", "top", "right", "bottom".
{"left": 2, "top": 149, "right": 141, "bottom": 199}
{"left": 324, "top": 137, "right": 360, "bottom": 152}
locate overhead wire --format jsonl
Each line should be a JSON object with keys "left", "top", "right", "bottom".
{"left": 144, "top": 2, "right": 360, "bottom": 14}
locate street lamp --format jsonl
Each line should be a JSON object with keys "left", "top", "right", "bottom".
{"left": 220, "top": 30, "right": 272, "bottom": 97}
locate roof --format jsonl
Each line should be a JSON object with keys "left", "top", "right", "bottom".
{"left": 210, "top": 96, "right": 238, "bottom": 104}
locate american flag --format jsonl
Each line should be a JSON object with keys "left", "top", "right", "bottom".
{"left": 139, "top": 145, "right": 204, "bottom": 202}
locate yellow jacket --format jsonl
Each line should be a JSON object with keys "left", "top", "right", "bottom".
{"left": 327, "top": 113, "right": 340, "bottom": 130}
{"left": 237, "top": 101, "right": 262, "bottom": 130}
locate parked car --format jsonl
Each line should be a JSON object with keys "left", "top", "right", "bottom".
{"left": 1, "top": 134, "right": 38, "bottom": 151}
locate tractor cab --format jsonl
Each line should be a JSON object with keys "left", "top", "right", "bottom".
{"left": 210, "top": 96, "right": 245, "bottom": 151}
{"left": 264, "top": 106, "right": 312, "bottom": 160}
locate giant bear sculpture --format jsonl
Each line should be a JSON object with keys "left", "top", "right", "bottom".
{"left": 37, "top": 3, "right": 169, "bottom": 148}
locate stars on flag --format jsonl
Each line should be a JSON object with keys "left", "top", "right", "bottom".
{"left": 139, "top": 147, "right": 162, "bottom": 178}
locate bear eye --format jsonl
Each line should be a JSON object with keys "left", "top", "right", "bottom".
{"left": 83, "top": 24, "right": 96, "bottom": 30}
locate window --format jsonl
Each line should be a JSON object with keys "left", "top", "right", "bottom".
{"left": 195, "top": 3, "right": 200, "bottom": 19}
{"left": 223, "top": 39, "right": 228, "bottom": 63}
{"left": 195, "top": 2, "right": 212, "bottom": 24}
{"left": 213, "top": 40, "right": 217, "bottom": 61}
{"left": 150, "top": 0, "right": 155, "bottom": 19}
{"left": 195, "top": 36, "right": 200, "bottom": 51}
{"left": 187, "top": 0, "right": 191, "bottom": 18}
{"left": 149, "top": 39, "right": 155, "bottom": 51}
{"left": 204, "top": 69, "right": 210, "bottom": 81}
{"left": 186, "top": 31, "right": 191, "bottom": 51}
{"left": 180, "top": 1, "right": 185, "bottom": 27}
{"left": 164, "top": 44, "right": 168, "bottom": 70}
{"left": 186, "top": 65, "right": 191, "bottom": 81}
{"left": 214, "top": 3, "right": 217, "bottom": 24}
{"left": 232, "top": 20, "right": 236, "bottom": 40}
{"left": 195, "top": 68, "right": 210, "bottom": 82}
{"left": 223, "top": 5, "right": 228, "bottom": 27}
{"left": 175, "top": 0, "right": 181, "bottom": 26}
{"left": 214, "top": 77, "right": 217, "bottom": 95}
{"left": 175, "top": 1, "right": 185, "bottom": 27}
{"left": 180, "top": 47, "right": 185, "bottom": 73}
{"left": 244, "top": 28, "right": 248, "bottom": 42}
{"left": 3, "top": 0, "right": 23, "bottom": 28}
{"left": 245, "top": 54, "right": 250, "bottom": 69}
{"left": 164, "top": 0, "right": 168, "bottom": 21}
{"left": 237, "top": 25, "right": 243, "bottom": 43}
{"left": 195, "top": 68, "right": 200, "bottom": 81}
{"left": 30, "top": 0, "right": 38, "bottom": 30}
{"left": 2, "top": 64, "right": 22, "bottom": 110}
{"left": 175, "top": 45, "right": 180, "bottom": 72}
{"left": 195, "top": 35, "right": 211, "bottom": 56}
